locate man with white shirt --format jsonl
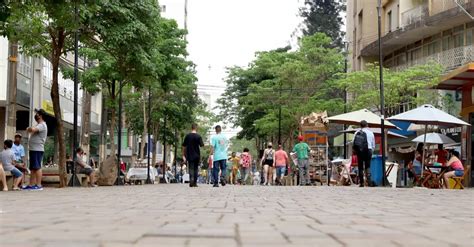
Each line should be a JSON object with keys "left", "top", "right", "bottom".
{"left": 353, "top": 120, "right": 375, "bottom": 187}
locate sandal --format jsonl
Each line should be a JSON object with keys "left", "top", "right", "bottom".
{"left": 12, "top": 187, "right": 21, "bottom": 191}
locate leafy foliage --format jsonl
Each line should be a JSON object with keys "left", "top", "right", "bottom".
{"left": 336, "top": 62, "right": 444, "bottom": 116}
{"left": 300, "top": 0, "right": 346, "bottom": 48}
{"left": 217, "top": 33, "right": 344, "bottom": 142}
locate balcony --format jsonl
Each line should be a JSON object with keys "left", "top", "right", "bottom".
{"left": 391, "top": 45, "right": 474, "bottom": 73}
{"left": 401, "top": 4, "right": 428, "bottom": 28}
{"left": 361, "top": 1, "right": 474, "bottom": 57}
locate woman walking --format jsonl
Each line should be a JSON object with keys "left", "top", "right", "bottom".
{"left": 260, "top": 142, "right": 274, "bottom": 185}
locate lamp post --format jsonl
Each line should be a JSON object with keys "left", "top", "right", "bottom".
{"left": 377, "top": 0, "right": 387, "bottom": 186}
{"left": 69, "top": 2, "right": 80, "bottom": 187}
{"left": 278, "top": 81, "right": 282, "bottom": 145}
{"left": 115, "top": 79, "right": 123, "bottom": 186}
{"left": 145, "top": 86, "right": 152, "bottom": 184}
{"left": 343, "top": 41, "right": 348, "bottom": 159}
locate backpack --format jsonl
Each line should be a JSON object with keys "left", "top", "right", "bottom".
{"left": 265, "top": 149, "right": 274, "bottom": 160}
{"left": 353, "top": 130, "right": 368, "bottom": 154}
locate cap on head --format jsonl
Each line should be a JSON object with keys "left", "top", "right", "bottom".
{"left": 298, "top": 135, "right": 304, "bottom": 141}
{"left": 360, "top": 120, "right": 368, "bottom": 128}
{"left": 267, "top": 142, "right": 273, "bottom": 147}
{"left": 35, "top": 108, "right": 47, "bottom": 117}
{"left": 14, "top": 133, "right": 22, "bottom": 138}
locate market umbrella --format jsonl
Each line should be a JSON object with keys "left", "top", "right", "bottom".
{"left": 341, "top": 127, "right": 407, "bottom": 138}
{"left": 328, "top": 109, "right": 398, "bottom": 129}
{"left": 412, "top": 133, "right": 456, "bottom": 145}
{"left": 388, "top": 104, "right": 470, "bottom": 169}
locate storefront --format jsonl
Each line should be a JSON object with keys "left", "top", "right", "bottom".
{"left": 438, "top": 63, "right": 474, "bottom": 186}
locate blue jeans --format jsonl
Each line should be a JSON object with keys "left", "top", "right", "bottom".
{"left": 276, "top": 166, "right": 286, "bottom": 179}
{"left": 212, "top": 159, "right": 227, "bottom": 185}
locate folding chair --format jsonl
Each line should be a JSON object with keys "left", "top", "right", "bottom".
{"left": 451, "top": 172, "right": 465, "bottom": 189}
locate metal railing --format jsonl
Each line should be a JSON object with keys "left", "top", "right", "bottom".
{"left": 391, "top": 45, "right": 474, "bottom": 72}
{"left": 401, "top": 4, "right": 429, "bottom": 27}
{"left": 430, "top": 0, "right": 469, "bottom": 16}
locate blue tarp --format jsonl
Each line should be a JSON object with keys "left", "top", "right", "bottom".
{"left": 390, "top": 120, "right": 416, "bottom": 137}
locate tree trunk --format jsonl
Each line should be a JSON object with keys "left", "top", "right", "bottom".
{"left": 80, "top": 91, "right": 92, "bottom": 161}
{"left": 152, "top": 135, "right": 157, "bottom": 167}
{"left": 51, "top": 46, "right": 67, "bottom": 187}
{"left": 99, "top": 94, "right": 107, "bottom": 163}
{"left": 6, "top": 41, "right": 18, "bottom": 139}
{"left": 140, "top": 91, "right": 147, "bottom": 160}
{"left": 109, "top": 104, "right": 116, "bottom": 158}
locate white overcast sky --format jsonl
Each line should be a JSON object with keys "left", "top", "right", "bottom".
{"left": 186, "top": 0, "right": 304, "bottom": 89}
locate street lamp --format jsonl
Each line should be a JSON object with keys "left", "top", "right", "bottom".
{"left": 145, "top": 86, "right": 152, "bottom": 184}
{"left": 377, "top": 0, "right": 387, "bottom": 186}
{"left": 69, "top": 2, "right": 80, "bottom": 187}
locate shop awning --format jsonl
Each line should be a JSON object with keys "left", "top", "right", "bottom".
{"left": 437, "top": 62, "right": 474, "bottom": 90}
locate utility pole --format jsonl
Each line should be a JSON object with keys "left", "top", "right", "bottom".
{"left": 378, "top": 0, "right": 387, "bottom": 186}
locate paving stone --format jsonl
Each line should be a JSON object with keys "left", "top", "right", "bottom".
{"left": 0, "top": 184, "right": 472, "bottom": 246}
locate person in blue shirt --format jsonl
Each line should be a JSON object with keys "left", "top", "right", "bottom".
{"left": 210, "top": 125, "right": 229, "bottom": 187}
{"left": 12, "top": 133, "right": 25, "bottom": 164}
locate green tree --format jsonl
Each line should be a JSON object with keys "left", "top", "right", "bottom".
{"left": 81, "top": 0, "right": 162, "bottom": 158}
{"left": 218, "top": 33, "right": 344, "bottom": 147}
{"left": 0, "top": 1, "right": 99, "bottom": 187}
{"left": 300, "top": 0, "right": 346, "bottom": 48}
{"left": 337, "top": 62, "right": 444, "bottom": 116}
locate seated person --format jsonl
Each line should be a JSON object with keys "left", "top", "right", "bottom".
{"left": 409, "top": 143, "right": 424, "bottom": 176}
{"left": 435, "top": 144, "right": 448, "bottom": 165}
{"left": 1, "top": 140, "right": 23, "bottom": 190}
{"left": 0, "top": 162, "right": 9, "bottom": 191}
{"left": 75, "top": 147, "right": 97, "bottom": 187}
{"left": 443, "top": 150, "right": 464, "bottom": 189}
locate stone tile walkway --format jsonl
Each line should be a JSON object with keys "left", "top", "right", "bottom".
{"left": 0, "top": 184, "right": 473, "bottom": 246}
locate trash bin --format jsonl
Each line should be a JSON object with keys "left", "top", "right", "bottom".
{"left": 370, "top": 155, "right": 383, "bottom": 186}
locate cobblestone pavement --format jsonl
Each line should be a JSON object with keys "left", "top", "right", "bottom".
{"left": 0, "top": 184, "right": 473, "bottom": 247}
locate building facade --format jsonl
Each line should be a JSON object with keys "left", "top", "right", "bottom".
{"left": 347, "top": 0, "right": 473, "bottom": 186}
{"left": 0, "top": 37, "right": 103, "bottom": 161}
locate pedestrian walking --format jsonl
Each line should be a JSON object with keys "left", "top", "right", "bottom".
{"left": 353, "top": 120, "right": 375, "bottom": 187}
{"left": 229, "top": 152, "right": 240, "bottom": 185}
{"left": 273, "top": 143, "right": 288, "bottom": 185}
{"left": 260, "top": 142, "right": 274, "bottom": 185}
{"left": 210, "top": 125, "right": 229, "bottom": 187}
{"left": 24, "top": 108, "right": 48, "bottom": 191}
{"left": 293, "top": 135, "right": 311, "bottom": 186}
{"left": 182, "top": 123, "right": 204, "bottom": 187}
{"left": 240, "top": 148, "right": 252, "bottom": 185}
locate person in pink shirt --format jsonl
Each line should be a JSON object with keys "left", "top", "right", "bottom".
{"left": 240, "top": 148, "right": 252, "bottom": 185}
{"left": 443, "top": 150, "right": 464, "bottom": 189}
{"left": 273, "top": 143, "right": 289, "bottom": 186}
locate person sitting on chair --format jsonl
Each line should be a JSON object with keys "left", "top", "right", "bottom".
{"left": 442, "top": 150, "right": 464, "bottom": 189}
{"left": 75, "top": 147, "right": 97, "bottom": 187}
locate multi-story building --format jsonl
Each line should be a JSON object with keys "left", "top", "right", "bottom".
{"left": 0, "top": 37, "right": 103, "bottom": 160}
{"left": 347, "top": 0, "right": 473, "bottom": 186}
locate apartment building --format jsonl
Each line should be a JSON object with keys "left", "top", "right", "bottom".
{"left": 0, "top": 37, "right": 103, "bottom": 159}
{"left": 347, "top": 0, "right": 473, "bottom": 186}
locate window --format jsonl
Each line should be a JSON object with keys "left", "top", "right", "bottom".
{"left": 387, "top": 11, "right": 392, "bottom": 33}
{"left": 160, "top": 5, "right": 166, "bottom": 13}
{"left": 466, "top": 29, "right": 473, "bottom": 45}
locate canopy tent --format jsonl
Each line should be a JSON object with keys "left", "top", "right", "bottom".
{"left": 388, "top": 104, "right": 470, "bottom": 170}
{"left": 340, "top": 127, "right": 407, "bottom": 139}
{"left": 412, "top": 133, "right": 456, "bottom": 145}
{"left": 327, "top": 109, "right": 398, "bottom": 129}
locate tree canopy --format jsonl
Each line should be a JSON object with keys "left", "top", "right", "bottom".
{"left": 300, "top": 0, "right": 346, "bottom": 48}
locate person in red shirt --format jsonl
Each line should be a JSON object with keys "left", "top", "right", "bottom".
{"left": 273, "top": 143, "right": 289, "bottom": 185}
{"left": 435, "top": 144, "right": 448, "bottom": 165}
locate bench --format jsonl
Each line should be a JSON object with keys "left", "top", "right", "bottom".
{"left": 0, "top": 171, "right": 14, "bottom": 190}
{"left": 43, "top": 167, "right": 90, "bottom": 187}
